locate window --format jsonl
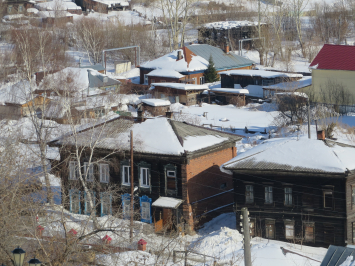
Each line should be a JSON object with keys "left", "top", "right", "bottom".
{"left": 69, "top": 161, "right": 78, "bottom": 180}
{"left": 144, "top": 74, "right": 148, "bottom": 85}
{"left": 220, "top": 183, "right": 227, "bottom": 190}
{"left": 285, "top": 187, "right": 292, "bottom": 206}
{"left": 100, "top": 192, "right": 112, "bottom": 216}
{"left": 304, "top": 223, "right": 315, "bottom": 242}
{"left": 285, "top": 222, "right": 294, "bottom": 239}
{"left": 250, "top": 219, "right": 255, "bottom": 237}
{"left": 167, "top": 170, "right": 176, "bottom": 190}
{"left": 151, "top": 79, "right": 155, "bottom": 83}
{"left": 69, "top": 189, "right": 81, "bottom": 214}
{"left": 100, "top": 164, "right": 109, "bottom": 183}
{"left": 265, "top": 220, "right": 275, "bottom": 239}
{"left": 246, "top": 185, "right": 254, "bottom": 203}
{"left": 352, "top": 187, "right": 355, "bottom": 208}
{"left": 265, "top": 186, "right": 273, "bottom": 204}
{"left": 84, "top": 162, "right": 94, "bottom": 181}
{"left": 161, "top": 80, "right": 166, "bottom": 83}
{"left": 192, "top": 78, "right": 197, "bottom": 84}
{"left": 140, "top": 167, "right": 150, "bottom": 188}
{"left": 18, "top": 5, "right": 23, "bottom": 12}
{"left": 199, "top": 76, "right": 205, "bottom": 84}
{"left": 122, "top": 165, "right": 131, "bottom": 186}
{"left": 353, "top": 222, "right": 355, "bottom": 244}
{"left": 84, "top": 191, "right": 95, "bottom": 215}
{"left": 141, "top": 201, "right": 151, "bottom": 221}
{"left": 324, "top": 190, "right": 333, "bottom": 209}
{"left": 8, "top": 6, "right": 12, "bottom": 13}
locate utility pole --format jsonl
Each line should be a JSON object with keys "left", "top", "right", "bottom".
{"left": 241, "top": 207, "right": 252, "bottom": 266}
{"left": 130, "top": 130, "right": 134, "bottom": 241}
{"left": 308, "top": 99, "right": 311, "bottom": 139}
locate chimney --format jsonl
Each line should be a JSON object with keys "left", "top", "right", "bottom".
{"left": 225, "top": 44, "right": 230, "bottom": 53}
{"left": 166, "top": 111, "right": 173, "bottom": 119}
{"left": 137, "top": 109, "right": 145, "bottom": 123}
{"left": 177, "top": 50, "right": 183, "bottom": 60}
{"left": 317, "top": 130, "right": 325, "bottom": 140}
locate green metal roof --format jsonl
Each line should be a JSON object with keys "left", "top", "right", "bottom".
{"left": 187, "top": 44, "right": 254, "bottom": 70}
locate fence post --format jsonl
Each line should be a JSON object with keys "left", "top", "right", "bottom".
{"left": 184, "top": 250, "right": 187, "bottom": 266}
{"left": 173, "top": 251, "right": 176, "bottom": 263}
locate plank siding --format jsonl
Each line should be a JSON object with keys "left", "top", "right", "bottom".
{"left": 233, "top": 172, "right": 348, "bottom": 247}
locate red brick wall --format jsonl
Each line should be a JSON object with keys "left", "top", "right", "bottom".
{"left": 182, "top": 146, "right": 236, "bottom": 230}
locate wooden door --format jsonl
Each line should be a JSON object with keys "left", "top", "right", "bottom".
{"left": 163, "top": 208, "right": 173, "bottom": 230}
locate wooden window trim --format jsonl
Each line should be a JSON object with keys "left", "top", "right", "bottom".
{"left": 303, "top": 222, "right": 315, "bottom": 243}
{"left": 245, "top": 184, "right": 254, "bottom": 204}
{"left": 99, "top": 164, "right": 109, "bottom": 183}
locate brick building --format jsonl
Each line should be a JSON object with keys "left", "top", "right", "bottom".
{"left": 50, "top": 115, "right": 242, "bottom": 233}
{"left": 139, "top": 44, "right": 254, "bottom": 86}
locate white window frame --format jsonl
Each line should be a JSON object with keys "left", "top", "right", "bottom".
{"left": 265, "top": 186, "right": 273, "bottom": 204}
{"left": 199, "top": 76, "right": 205, "bottom": 84}
{"left": 100, "top": 164, "right": 109, "bottom": 183}
{"left": 140, "top": 167, "right": 150, "bottom": 188}
{"left": 84, "top": 162, "right": 94, "bottom": 182}
{"left": 122, "top": 165, "right": 131, "bottom": 186}
{"left": 69, "top": 161, "right": 78, "bottom": 180}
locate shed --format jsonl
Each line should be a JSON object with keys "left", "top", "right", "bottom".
{"left": 141, "top": 99, "right": 171, "bottom": 117}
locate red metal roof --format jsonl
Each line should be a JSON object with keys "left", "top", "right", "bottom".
{"left": 310, "top": 44, "right": 355, "bottom": 71}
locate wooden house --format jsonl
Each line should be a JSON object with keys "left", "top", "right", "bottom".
{"left": 5, "top": 0, "right": 34, "bottom": 15}
{"left": 140, "top": 99, "right": 171, "bottom": 117}
{"left": 75, "top": 0, "right": 128, "bottom": 13}
{"left": 150, "top": 83, "right": 209, "bottom": 106}
{"left": 139, "top": 44, "right": 254, "bottom": 86}
{"left": 222, "top": 135, "right": 355, "bottom": 247}
{"left": 220, "top": 70, "right": 303, "bottom": 98}
{"left": 198, "top": 21, "right": 266, "bottom": 49}
{"left": 49, "top": 115, "right": 242, "bottom": 233}
{"left": 262, "top": 76, "right": 312, "bottom": 98}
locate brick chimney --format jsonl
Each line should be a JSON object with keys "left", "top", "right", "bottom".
{"left": 166, "top": 111, "right": 173, "bottom": 119}
{"left": 317, "top": 130, "right": 325, "bottom": 140}
{"left": 225, "top": 44, "right": 230, "bottom": 53}
{"left": 177, "top": 50, "right": 183, "bottom": 60}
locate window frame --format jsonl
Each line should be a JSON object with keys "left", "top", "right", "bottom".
{"left": 284, "top": 220, "right": 295, "bottom": 240}
{"left": 69, "top": 161, "right": 78, "bottom": 180}
{"left": 140, "top": 167, "right": 150, "bottom": 188}
{"left": 284, "top": 187, "right": 292, "bottom": 206}
{"left": 265, "top": 186, "right": 273, "bottom": 204}
{"left": 84, "top": 162, "right": 94, "bottom": 182}
{"left": 99, "top": 163, "right": 110, "bottom": 183}
{"left": 69, "top": 189, "right": 81, "bottom": 214}
{"left": 352, "top": 186, "right": 355, "bottom": 209}
{"left": 165, "top": 164, "right": 177, "bottom": 194}
{"left": 245, "top": 184, "right": 254, "bottom": 204}
{"left": 304, "top": 222, "right": 315, "bottom": 242}
{"left": 18, "top": 4, "right": 23, "bottom": 12}
{"left": 100, "top": 192, "right": 112, "bottom": 217}
{"left": 84, "top": 191, "right": 96, "bottom": 215}
{"left": 323, "top": 189, "right": 334, "bottom": 209}
{"left": 122, "top": 165, "right": 131, "bottom": 186}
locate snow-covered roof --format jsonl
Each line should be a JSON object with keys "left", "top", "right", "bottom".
{"left": 147, "top": 69, "right": 184, "bottom": 79}
{"left": 203, "top": 20, "right": 262, "bottom": 30}
{"left": 3, "top": 14, "right": 25, "bottom": 20}
{"left": 53, "top": 117, "right": 241, "bottom": 156}
{"left": 263, "top": 76, "right": 312, "bottom": 91}
{"left": 38, "top": 10, "right": 72, "bottom": 18}
{"left": 220, "top": 70, "right": 303, "bottom": 78}
{"left": 27, "top": 8, "right": 39, "bottom": 13}
{"left": 35, "top": 0, "right": 81, "bottom": 11}
{"left": 152, "top": 197, "right": 184, "bottom": 209}
{"left": 150, "top": 83, "right": 209, "bottom": 91}
{"left": 141, "top": 99, "right": 171, "bottom": 107}
{"left": 211, "top": 88, "right": 249, "bottom": 94}
{"left": 0, "top": 80, "right": 34, "bottom": 105}
{"left": 223, "top": 138, "right": 355, "bottom": 174}
{"left": 140, "top": 48, "right": 209, "bottom": 72}
{"left": 90, "top": 0, "right": 128, "bottom": 7}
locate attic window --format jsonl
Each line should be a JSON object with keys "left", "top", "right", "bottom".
{"left": 323, "top": 190, "right": 333, "bottom": 209}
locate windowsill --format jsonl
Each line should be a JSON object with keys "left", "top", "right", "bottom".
{"left": 122, "top": 183, "right": 131, "bottom": 187}
{"left": 140, "top": 186, "right": 150, "bottom": 189}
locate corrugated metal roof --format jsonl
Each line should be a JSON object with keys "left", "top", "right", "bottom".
{"left": 186, "top": 44, "right": 254, "bottom": 70}
{"left": 310, "top": 44, "right": 355, "bottom": 71}
{"left": 320, "top": 245, "right": 355, "bottom": 266}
